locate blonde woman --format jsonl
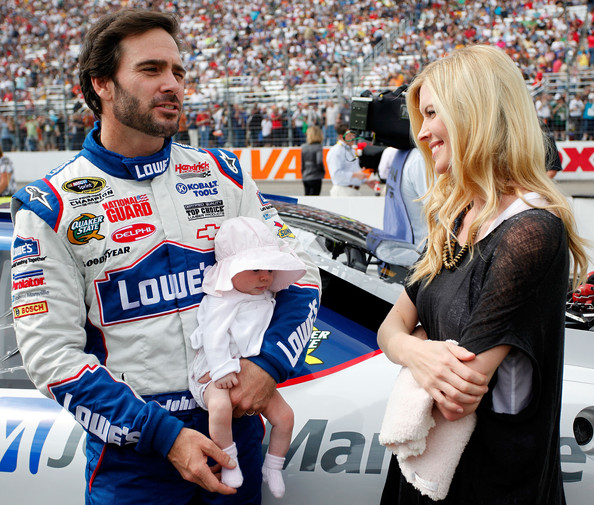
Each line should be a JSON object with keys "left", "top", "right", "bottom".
{"left": 378, "top": 45, "right": 589, "bottom": 505}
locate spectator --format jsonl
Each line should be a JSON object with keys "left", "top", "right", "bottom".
{"left": 582, "top": 93, "right": 594, "bottom": 140}
{"left": 300, "top": 126, "right": 325, "bottom": 195}
{"left": 568, "top": 92, "right": 585, "bottom": 140}
{"left": 0, "top": 146, "right": 16, "bottom": 196}
{"left": 247, "top": 106, "right": 263, "bottom": 147}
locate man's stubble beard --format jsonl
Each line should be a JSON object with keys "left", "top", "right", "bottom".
{"left": 112, "top": 79, "right": 180, "bottom": 138}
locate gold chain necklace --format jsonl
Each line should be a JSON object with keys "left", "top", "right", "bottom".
{"left": 442, "top": 205, "right": 476, "bottom": 270}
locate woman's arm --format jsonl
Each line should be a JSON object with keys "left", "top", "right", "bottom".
{"left": 378, "top": 290, "right": 490, "bottom": 419}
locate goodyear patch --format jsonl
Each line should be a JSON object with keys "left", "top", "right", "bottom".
{"left": 62, "top": 177, "right": 106, "bottom": 194}
{"left": 13, "top": 301, "right": 48, "bottom": 318}
{"left": 67, "top": 214, "right": 105, "bottom": 245}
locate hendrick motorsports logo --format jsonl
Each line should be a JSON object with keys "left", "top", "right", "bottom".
{"left": 175, "top": 161, "right": 210, "bottom": 178}
{"left": 62, "top": 177, "right": 106, "bottom": 194}
{"left": 67, "top": 214, "right": 105, "bottom": 245}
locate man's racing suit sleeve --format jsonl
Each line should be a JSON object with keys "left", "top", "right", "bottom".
{"left": 11, "top": 208, "right": 182, "bottom": 458}
{"left": 238, "top": 175, "right": 321, "bottom": 383}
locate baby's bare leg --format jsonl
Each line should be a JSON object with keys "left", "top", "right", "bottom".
{"left": 204, "top": 383, "right": 243, "bottom": 488}
{"left": 261, "top": 391, "right": 294, "bottom": 498}
{"left": 262, "top": 390, "right": 294, "bottom": 457}
{"left": 204, "top": 383, "right": 234, "bottom": 449}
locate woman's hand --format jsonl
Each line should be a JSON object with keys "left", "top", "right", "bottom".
{"left": 406, "top": 339, "right": 489, "bottom": 420}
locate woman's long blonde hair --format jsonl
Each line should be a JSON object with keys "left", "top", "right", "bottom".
{"left": 406, "top": 45, "right": 589, "bottom": 286}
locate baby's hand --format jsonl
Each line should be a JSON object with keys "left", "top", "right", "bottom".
{"left": 215, "top": 372, "right": 238, "bottom": 389}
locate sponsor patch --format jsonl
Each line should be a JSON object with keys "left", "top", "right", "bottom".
{"left": 67, "top": 214, "right": 105, "bottom": 245}
{"left": 12, "top": 269, "right": 45, "bottom": 291}
{"left": 25, "top": 186, "right": 53, "bottom": 210}
{"left": 68, "top": 187, "right": 115, "bottom": 208}
{"left": 13, "top": 301, "right": 48, "bottom": 318}
{"left": 131, "top": 159, "right": 168, "bottom": 180}
{"left": 257, "top": 191, "right": 274, "bottom": 212}
{"left": 95, "top": 242, "right": 214, "bottom": 325}
{"left": 62, "top": 177, "right": 107, "bottom": 194}
{"left": 175, "top": 161, "right": 211, "bottom": 178}
{"left": 274, "top": 221, "right": 295, "bottom": 239}
{"left": 184, "top": 200, "right": 224, "bottom": 221}
{"left": 102, "top": 194, "right": 152, "bottom": 223}
{"left": 196, "top": 223, "right": 219, "bottom": 241}
{"left": 175, "top": 180, "right": 219, "bottom": 197}
{"left": 12, "top": 236, "right": 41, "bottom": 262}
{"left": 112, "top": 223, "right": 156, "bottom": 243}
{"left": 85, "top": 246, "right": 131, "bottom": 267}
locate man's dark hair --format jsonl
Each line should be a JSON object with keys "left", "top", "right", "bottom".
{"left": 79, "top": 9, "right": 182, "bottom": 116}
{"left": 336, "top": 123, "right": 350, "bottom": 136}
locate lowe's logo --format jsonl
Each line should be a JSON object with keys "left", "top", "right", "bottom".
{"left": 12, "top": 236, "right": 40, "bottom": 261}
{"left": 95, "top": 242, "right": 214, "bottom": 325}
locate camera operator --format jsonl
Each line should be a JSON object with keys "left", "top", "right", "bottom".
{"left": 326, "top": 123, "right": 371, "bottom": 197}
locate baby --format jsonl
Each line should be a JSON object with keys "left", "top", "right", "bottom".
{"left": 188, "top": 216, "right": 306, "bottom": 498}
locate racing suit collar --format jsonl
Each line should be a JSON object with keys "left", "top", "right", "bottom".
{"left": 82, "top": 121, "right": 172, "bottom": 181}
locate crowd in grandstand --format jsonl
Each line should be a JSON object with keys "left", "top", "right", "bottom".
{"left": 1, "top": 0, "right": 593, "bottom": 151}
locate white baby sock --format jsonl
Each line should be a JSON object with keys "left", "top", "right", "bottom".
{"left": 221, "top": 443, "right": 243, "bottom": 488}
{"left": 262, "top": 452, "right": 286, "bottom": 498}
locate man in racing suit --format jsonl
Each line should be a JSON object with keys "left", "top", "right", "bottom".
{"left": 10, "top": 9, "right": 321, "bottom": 505}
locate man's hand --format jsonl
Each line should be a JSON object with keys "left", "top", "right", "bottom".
{"left": 229, "top": 359, "right": 276, "bottom": 417}
{"left": 167, "top": 427, "right": 237, "bottom": 495}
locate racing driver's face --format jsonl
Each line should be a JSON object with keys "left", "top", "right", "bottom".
{"left": 100, "top": 28, "right": 186, "bottom": 149}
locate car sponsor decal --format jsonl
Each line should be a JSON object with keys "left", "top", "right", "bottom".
{"left": 0, "top": 397, "right": 79, "bottom": 474}
{"left": 94, "top": 241, "right": 214, "bottom": 325}
{"left": 175, "top": 180, "right": 219, "bottom": 197}
{"left": 111, "top": 223, "right": 156, "bottom": 243}
{"left": 13, "top": 301, "right": 48, "bottom": 319}
{"left": 62, "top": 177, "right": 106, "bottom": 194}
{"left": 0, "top": 395, "right": 586, "bottom": 482}
{"left": 184, "top": 200, "right": 224, "bottom": 221}
{"left": 281, "top": 305, "right": 380, "bottom": 386}
{"left": 175, "top": 161, "right": 211, "bottom": 178}
{"left": 102, "top": 194, "right": 152, "bottom": 223}
{"left": 67, "top": 214, "right": 105, "bottom": 245}
{"left": 12, "top": 269, "right": 45, "bottom": 290}
{"left": 12, "top": 236, "right": 40, "bottom": 262}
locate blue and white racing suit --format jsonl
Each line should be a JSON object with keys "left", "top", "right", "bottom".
{"left": 10, "top": 123, "right": 321, "bottom": 504}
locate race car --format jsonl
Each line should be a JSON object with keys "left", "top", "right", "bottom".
{"left": 1, "top": 199, "right": 594, "bottom": 504}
